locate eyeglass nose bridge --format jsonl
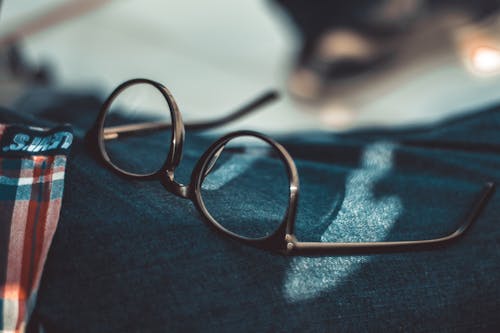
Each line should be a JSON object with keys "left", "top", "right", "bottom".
{"left": 161, "top": 170, "right": 193, "bottom": 199}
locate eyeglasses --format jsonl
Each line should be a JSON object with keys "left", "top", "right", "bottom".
{"left": 86, "top": 78, "right": 495, "bottom": 255}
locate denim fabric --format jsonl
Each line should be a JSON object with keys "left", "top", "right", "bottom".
{"left": 1, "top": 99, "right": 499, "bottom": 332}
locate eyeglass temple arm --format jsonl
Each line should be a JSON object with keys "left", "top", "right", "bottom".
{"left": 287, "top": 182, "right": 495, "bottom": 255}
{"left": 103, "top": 90, "right": 278, "bottom": 140}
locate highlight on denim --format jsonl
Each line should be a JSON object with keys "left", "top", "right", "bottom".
{"left": 0, "top": 123, "right": 73, "bottom": 333}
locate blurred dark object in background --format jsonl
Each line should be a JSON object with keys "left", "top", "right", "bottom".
{"left": 275, "top": 0, "right": 500, "bottom": 101}
{"left": 0, "top": 0, "right": 111, "bottom": 106}
{"left": 0, "top": 44, "right": 53, "bottom": 105}
{"left": 2, "top": 0, "right": 500, "bottom": 132}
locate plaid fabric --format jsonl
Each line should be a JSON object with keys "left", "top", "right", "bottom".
{"left": 0, "top": 123, "right": 72, "bottom": 333}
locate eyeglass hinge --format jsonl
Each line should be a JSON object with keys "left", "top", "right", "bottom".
{"left": 285, "top": 234, "right": 295, "bottom": 253}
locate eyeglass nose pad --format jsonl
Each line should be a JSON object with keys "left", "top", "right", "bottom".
{"left": 202, "top": 145, "right": 226, "bottom": 178}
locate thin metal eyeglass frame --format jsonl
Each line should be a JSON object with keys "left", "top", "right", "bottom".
{"left": 86, "top": 78, "right": 496, "bottom": 256}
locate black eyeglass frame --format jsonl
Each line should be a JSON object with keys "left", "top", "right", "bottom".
{"left": 86, "top": 78, "right": 495, "bottom": 256}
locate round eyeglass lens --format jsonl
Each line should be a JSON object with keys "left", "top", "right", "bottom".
{"left": 102, "top": 82, "right": 172, "bottom": 175}
{"left": 199, "top": 136, "right": 290, "bottom": 239}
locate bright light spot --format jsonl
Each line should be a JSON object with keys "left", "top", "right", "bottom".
{"left": 470, "top": 46, "right": 500, "bottom": 75}
{"left": 319, "top": 104, "right": 356, "bottom": 130}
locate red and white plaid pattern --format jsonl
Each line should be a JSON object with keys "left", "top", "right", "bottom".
{"left": 0, "top": 123, "right": 70, "bottom": 333}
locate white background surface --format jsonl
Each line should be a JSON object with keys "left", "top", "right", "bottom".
{"left": 1, "top": 0, "right": 500, "bottom": 133}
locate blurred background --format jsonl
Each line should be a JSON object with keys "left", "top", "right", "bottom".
{"left": 1, "top": 0, "right": 500, "bottom": 133}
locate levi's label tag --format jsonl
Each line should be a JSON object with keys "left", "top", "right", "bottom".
{"left": 1, "top": 124, "right": 73, "bottom": 156}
